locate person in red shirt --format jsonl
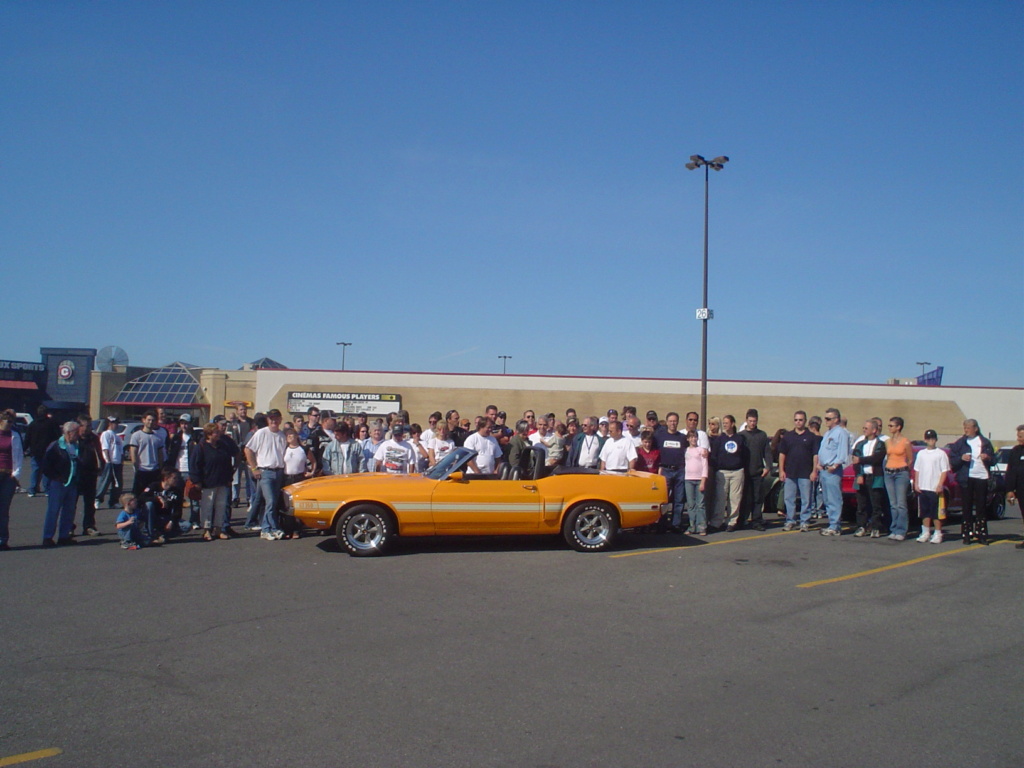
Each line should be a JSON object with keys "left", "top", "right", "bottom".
{"left": 636, "top": 430, "right": 661, "bottom": 474}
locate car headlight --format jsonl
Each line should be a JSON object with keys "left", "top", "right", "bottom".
{"left": 281, "top": 488, "right": 294, "bottom": 515}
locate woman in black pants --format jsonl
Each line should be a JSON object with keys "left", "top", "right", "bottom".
{"left": 948, "top": 419, "right": 995, "bottom": 545}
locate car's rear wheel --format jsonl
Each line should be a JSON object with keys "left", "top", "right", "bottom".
{"left": 563, "top": 502, "right": 619, "bottom": 552}
{"left": 336, "top": 504, "right": 395, "bottom": 556}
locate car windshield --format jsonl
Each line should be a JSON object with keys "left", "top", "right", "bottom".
{"left": 422, "top": 447, "right": 477, "bottom": 480}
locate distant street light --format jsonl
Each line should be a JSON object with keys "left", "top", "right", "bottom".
{"left": 916, "top": 361, "right": 931, "bottom": 376}
{"left": 498, "top": 355, "right": 512, "bottom": 375}
{"left": 685, "top": 154, "right": 729, "bottom": 431}
{"left": 336, "top": 342, "right": 352, "bottom": 371}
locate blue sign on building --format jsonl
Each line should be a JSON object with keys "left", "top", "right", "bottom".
{"left": 40, "top": 347, "right": 97, "bottom": 406}
{"left": 916, "top": 366, "right": 944, "bottom": 386}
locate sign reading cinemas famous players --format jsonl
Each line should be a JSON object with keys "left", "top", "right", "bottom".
{"left": 286, "top": 391, "right": 401, "bottom": 417}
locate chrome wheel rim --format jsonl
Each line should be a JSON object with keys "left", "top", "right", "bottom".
{"left": 575, "top": 508, "right": 611, "bottom": 545}
{"left": 346, "top": 512, "right": 383, "bottom": 551}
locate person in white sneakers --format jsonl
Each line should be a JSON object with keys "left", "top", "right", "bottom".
{"left": 913, "top": 429, "right": 950, "bottom": 543}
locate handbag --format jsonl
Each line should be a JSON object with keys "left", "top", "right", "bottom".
{"left": 184, "top": 479, "right": 202, "bottom": 502}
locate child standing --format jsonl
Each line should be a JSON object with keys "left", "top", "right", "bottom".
{"left": 283, "top": 429, "right": 312, "bottom": 486}
{"left": 913, "top": 429, "right": 950, "bottom": 544}
{"left": 281, "top": 429, "right": 311, "bottom": 540}
{"left": 684, "top": 430, "right": 709, "bottom": 535}
{"left": 115, "top": 493, "right": 145, "bottom": 550}
{"left": 636, "top": 431, "right": 661, "bottom": 474}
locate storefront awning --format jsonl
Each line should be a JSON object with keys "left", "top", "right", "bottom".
{"left": 0, "top": 381, "right": 38, "bottom": 390}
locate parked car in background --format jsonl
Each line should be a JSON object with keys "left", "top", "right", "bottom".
{"left": 106, "top": 421, "right": 142, "bottom": 445}
{"left": 12, "top": 413, "right": 32, "bottom": 440}
{"left": 992, "top": 446, "right": 1013, "bottom": 475}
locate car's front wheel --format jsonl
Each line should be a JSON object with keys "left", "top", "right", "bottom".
{"left": 336, "top": 504, "right": 395, "bottom": 556}
{"left": 563, "top": 502, "right": 619, "bottom": 552}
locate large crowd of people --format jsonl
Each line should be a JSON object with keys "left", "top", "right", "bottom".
{"left": 0, "top": 402, "right": 1021, "bottom": 552}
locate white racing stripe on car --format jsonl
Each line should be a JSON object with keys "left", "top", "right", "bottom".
{"left": 424, "top": 503, "right": 542, "bottom": 512}
{"left": 300, "top": 501, "right": 655, "bottom": 514}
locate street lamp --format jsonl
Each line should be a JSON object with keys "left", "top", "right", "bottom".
{"left": 336, "top": 342, "right": 352, "bottom": 371}
{"left": 916, "top": 361, "right": 931, "bottom": 376}
{"left": 499, "top": 355, "right": 512, "bottom": 374}
{"left": 685, "top": 154, "right": 728, "bottom": 431}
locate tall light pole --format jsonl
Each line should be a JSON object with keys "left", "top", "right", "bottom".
{"left": 685, "top": 154, "right": 728, "bottom": 431}
{"left": 498, "top": 355, "right": 512, "bottom": 375}
{"left": 916, "top": 361, "right": 931, "bottom": 377}
{"left": 336, "top": 342, "right": 352, "bottom": 371}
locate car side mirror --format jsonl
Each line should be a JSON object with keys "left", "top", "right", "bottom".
{"left": 447, "top": 471, "right": 465, "bottom": 481}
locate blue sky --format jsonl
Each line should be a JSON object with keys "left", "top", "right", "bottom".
{"left": 2, "top": 1, "right": 1021, "bottom": 387}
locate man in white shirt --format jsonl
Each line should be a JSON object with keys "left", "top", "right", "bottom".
{"left": 465, "top": 417, "right": 503, "bottom": 475}
{"left": 244, "top": 409, "right": 288, "bottom": 540}
{"left": 599, "top": 420, "right": 637, "bottom": 473}
{"left": 623, "top": 415, "right": 643, "bottom": 447}
{"left": 421, "top": 411, "right": 442, "bottom": 444}
{"left": 96, "top": 416, "right": 124, "bottom": 508}
{"left": 570, "top": 417, "right": 603, "bottom": 469}
{"left": 374, "top": 425, "right": 417, "bottom": 474}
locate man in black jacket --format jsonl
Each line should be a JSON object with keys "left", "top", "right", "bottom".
{"left": 75, "top": 415, "right": 104, "bottom": 536}
{"left": 1003, "top": 424, "right": 1024, "bottom": 550}
{"left": 738, "top": 409, "right": 772, "bottom": 531}
{"left": 26, "top": 406, "right": 61, "bottom": 496}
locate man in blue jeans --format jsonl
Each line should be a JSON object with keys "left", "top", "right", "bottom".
{"left": 778, "top": 411, "right": 819, "bottom": 532}
{"left": 655, "top": 412, "right": 689, "bottom": 533}
{"left": 244, "top": 409, "right": 287, "bottom": 540}
{"left": 816, "top": 408, "right": 852, "bottom": 536}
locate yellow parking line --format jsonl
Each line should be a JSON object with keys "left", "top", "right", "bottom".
{"left": 610, "top": 527, "right": 800, "bottom": 558}
{"left": 797, "top": 540, "right": 1010, "bottom": 588}
{"left": 0, "top": 748, "right": 63, "bottom": 767}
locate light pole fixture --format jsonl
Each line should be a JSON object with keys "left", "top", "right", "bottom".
{"left": 498, "top": 355, "right": 512, "bottom": 375}
{"left": 916, "top": 361, "right": 931, "bottom": 376}
{"left": 685, "top": 154, "right": 728, "bottom": 432}
{"left": 336, "top": 342, "right": 352, "bottom": 371}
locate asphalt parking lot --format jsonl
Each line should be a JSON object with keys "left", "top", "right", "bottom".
{"left": 1, "top": 485, "right": 1021, "bottom": 768}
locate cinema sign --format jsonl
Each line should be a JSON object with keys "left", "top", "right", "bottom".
{"left": 286, "top": 391, "right": 401, "bottom": 417}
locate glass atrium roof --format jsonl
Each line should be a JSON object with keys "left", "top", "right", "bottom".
{"left": 107, "top": 362, "right": 205, "bottom": 406}
{"left": 247, "top": 357, "right": 286, "bottom": 370}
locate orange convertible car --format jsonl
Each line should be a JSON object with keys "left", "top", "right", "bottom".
{"left": 282, "top": 447, "right": 668, "bottom": 556}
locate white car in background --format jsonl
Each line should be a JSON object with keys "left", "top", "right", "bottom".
{"left": 993, "top": 447, "right": 1013, "bottom": 475}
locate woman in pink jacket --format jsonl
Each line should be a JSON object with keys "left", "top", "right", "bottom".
{"left": 684, "top": 430, "right": 709, "bottom": 535}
